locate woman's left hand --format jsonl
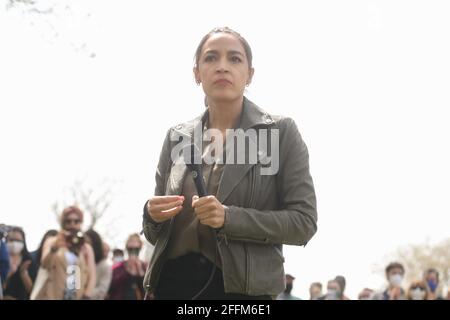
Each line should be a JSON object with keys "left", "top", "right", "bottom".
{"left": 19, "top": 260, "right": 31, "bottom": 274}
{"left": 192, "top": 195, "right": 225, "bottom": 229}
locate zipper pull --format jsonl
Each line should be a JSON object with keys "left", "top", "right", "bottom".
{"left": 216, "top": 228, "right": 229, "bottom": 246}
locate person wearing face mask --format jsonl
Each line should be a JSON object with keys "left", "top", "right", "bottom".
{"left": 407, "top": 281, "right": 430, "bottom": 300}
{"left": 107, "top": 233, "right": 148, "bottom": 300}
{"left": 35, "top": 206, "right": 96, "bottom": 300}
{"left": 2, "top": 226, "right": 36, "bottom": 300}
{"left": 277, "top": 274, "right": 301, "bottom": 300}
{"left": 375, "top": 262, "right": 406, "bottom": 300}
{"left": 423, "top": 268, "right": 444, "bottom": 300}
{"left": 322, "top": 279, "right": 345, "bottom": 300}
{"left": 334, "top": 275, "right": 350, "bottom": 300}
{"left": 112, "top": 248, "right": 125, "bottom": 265}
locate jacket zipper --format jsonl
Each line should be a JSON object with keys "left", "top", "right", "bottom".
{"left": 244, "top": 243, "right": 250, "bottom": 294}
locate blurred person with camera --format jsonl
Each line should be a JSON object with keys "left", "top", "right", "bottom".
{"left": 1, "top": 226, "right": 36, "bottom": 300}
{"left": 107, "top": 233, "right": 148, "bottom": 300}
{"left": 84, "top": 229, "right": 112, "bottom": 300}
{"left": 34, "top": 206, "right": 96, "bottom": 300}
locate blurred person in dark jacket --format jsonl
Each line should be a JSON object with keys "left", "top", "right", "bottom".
{"left": 29, "top": 229, "right": 58, "bottom": 275}
{"left": 277, "top": 274, "right": 301, "bottom": 300}
{"left": 2, "top": 226, "right": 35, "bottom": 300}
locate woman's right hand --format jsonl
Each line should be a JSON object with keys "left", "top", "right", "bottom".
{"left": 51, "top": 231, "right": 67, "bottom": 251}
{"left": 147, "top": 195, "right": 184, "bottom": 223}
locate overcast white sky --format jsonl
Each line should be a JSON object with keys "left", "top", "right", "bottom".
{"left": 1, "top": 0, "right": 449, "bottom": 299}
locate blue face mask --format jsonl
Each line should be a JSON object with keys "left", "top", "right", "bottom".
{"left": 427, "top": 279, "right": 438, "bottom": 292}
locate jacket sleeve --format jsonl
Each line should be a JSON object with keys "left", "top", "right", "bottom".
{"left": 142, "top": 129, "right": 172, "bottom": 245}
{"left": 220, "top": 117, "right": 318, "bottom": 246}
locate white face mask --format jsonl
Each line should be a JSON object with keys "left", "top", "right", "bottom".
{"left": 389, "top": 274, "right": 403, "bottom": 287}
{"left": 7, "top": 241, "right": 24, "bottom": 254}
{"left": 326, "top": 289, "right": 338, "bottom": 300}
{"left": 112, "top": 257, "right": 124, "bottom": 264}
{"left": 410, "top": 288, "right": 426, "bottom": 300}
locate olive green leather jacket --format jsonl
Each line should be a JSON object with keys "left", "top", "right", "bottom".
{"left": 142, "top": 96, "right": 317, "bottom": 297}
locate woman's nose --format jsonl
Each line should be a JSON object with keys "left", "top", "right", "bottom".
{"left": 216, "top": 58, "right": 229, "bottom": 72}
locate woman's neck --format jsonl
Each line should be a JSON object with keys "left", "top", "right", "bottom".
{"left": 207, "top": 96, "right": 243, "bottom": 132}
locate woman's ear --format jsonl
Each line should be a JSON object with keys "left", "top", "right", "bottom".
{"left": 193, "top": 67, "right": 201, "bottom": 84}
{"left": 247, "top": 67, "right": 255, "bottom": 85}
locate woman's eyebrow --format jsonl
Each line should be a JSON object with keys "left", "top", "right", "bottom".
{"left": 227, "top": 50, "right": 244, "bottom": 56}
{"left": 203, "top": 49, "right": 244, "bottom": 56}
{"left": 203, "top": 50, "right": 219, "bottom": 55}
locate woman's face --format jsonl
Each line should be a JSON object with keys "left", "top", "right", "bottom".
{"left": 7, "top": 231, "right": 24, "bottom": 255}
{"left": 194, "top": 33, "right": 254, "bottom": 104}
{"left": 63, "top": 212, "right": 82, "bottom": 232}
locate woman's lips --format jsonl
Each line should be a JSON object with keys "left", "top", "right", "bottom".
{"left": 213, "top": 79, "right": 232, "bottom": 85}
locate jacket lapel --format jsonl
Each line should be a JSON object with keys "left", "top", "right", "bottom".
{"left": 166, "top": 97, "right": 274, "bottom": 203}
{"left": 216, "top": 97, "right": 274, "bottom": 203}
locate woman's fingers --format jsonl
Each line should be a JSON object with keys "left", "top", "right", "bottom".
{"left": 154, "top": 205, "right": 183, "bottom": 219}
{"left": 149, "top": 195, "right": 183, "bottom": 205}
{"left": 150, "top": 199, "right": 184, "bottom": 213}
{"left": 192, "top": 195, "right": 215, "bottom": 208}
{"left": 147, "top": 195, "right": 184, "bottom": 223}
{"left": 195, "top": 204, "right": 218, "bottom": 216}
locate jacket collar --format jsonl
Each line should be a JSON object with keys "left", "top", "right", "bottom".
{"left": 172, "top": 96, "right": 274, "bottom": 139}
{"left": 167, "top": 96, "right": 274, "bottom": 203}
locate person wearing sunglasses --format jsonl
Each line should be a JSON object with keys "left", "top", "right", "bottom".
{"left": 34, "top": 206, "right": 96, "bottom": 300}
{"left": 107, "top": 233, "right": 147, "bottom": 300}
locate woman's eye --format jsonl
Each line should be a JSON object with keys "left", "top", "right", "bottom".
{"left": 204, "top": 55, "right": 216, "bottom": 62}
{"left": 231, "top": 56, "right": 242, "bottom": 63}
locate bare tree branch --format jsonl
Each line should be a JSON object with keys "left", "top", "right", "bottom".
{"left": 53, "top": 177, "right": 121, "bottom": 230}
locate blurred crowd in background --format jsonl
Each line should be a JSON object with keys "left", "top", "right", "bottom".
{"left": 278, "top": 263, "right": 449, "bottom": 300}
{"left": 1, "top": 206, "right": 147, "bottom": 300}
{"left": 1, "top": 206, "right": 449, "bottom": 300}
